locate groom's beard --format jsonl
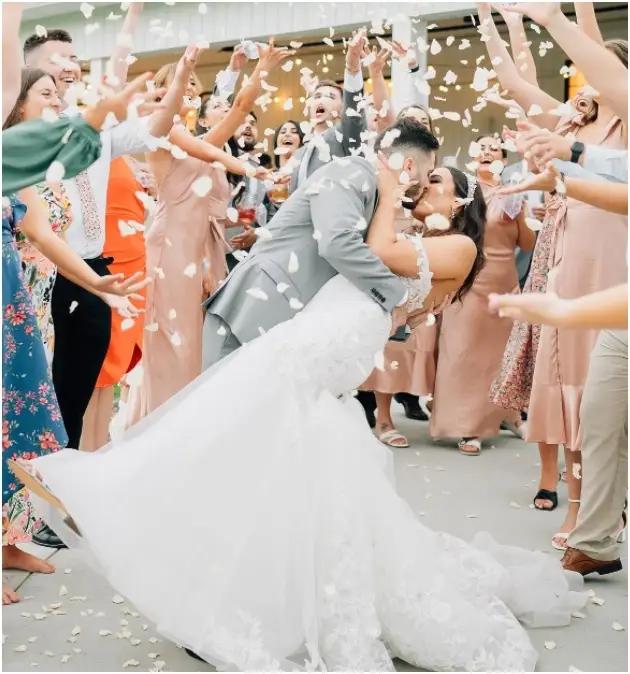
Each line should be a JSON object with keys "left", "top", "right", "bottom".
{"left": 404, "top": 183, "right": 427, "bottom": 209}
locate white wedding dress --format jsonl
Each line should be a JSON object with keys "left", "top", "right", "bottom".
{"left": 31, "top": 239, "right": 585, "bottom": 672}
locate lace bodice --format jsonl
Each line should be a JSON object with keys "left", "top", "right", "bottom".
{"left": 398, "top": 233, "right": 433, "bottom": 314}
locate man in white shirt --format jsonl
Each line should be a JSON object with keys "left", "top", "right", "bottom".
{"left": 22, "top": 29, "right": 181, "bottom": 455}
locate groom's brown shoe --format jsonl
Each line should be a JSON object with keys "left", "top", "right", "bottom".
{"left": 561, "top": 547, "right": 622, "bottom": 576}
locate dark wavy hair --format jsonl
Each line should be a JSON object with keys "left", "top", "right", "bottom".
{"left": 446, "top": 167, "right": 486, "bottom": 302}
{"left": 272, "top": 120, "right": 304, "bottom": 168}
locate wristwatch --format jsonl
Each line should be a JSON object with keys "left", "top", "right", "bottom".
{"left": 570, "top": 141, "right": 585, "bottom": 164}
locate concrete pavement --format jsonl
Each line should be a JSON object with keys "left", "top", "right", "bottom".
{"left": 3, "top": 410, "right": 627, "bottom": 672}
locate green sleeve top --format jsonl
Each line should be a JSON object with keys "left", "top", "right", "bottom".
{"left": 2, "top": 115, "right": 102, "bottom": 195}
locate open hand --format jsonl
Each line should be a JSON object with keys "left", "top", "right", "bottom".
{"left": 346, "top": 28, "right": 368, "bottom": 74}
{"left": 229, "top": 44, "right": 248, "bottom": 71}
{"left": 488, "top": 291, "right": 569, "bottom": 326}
{"left": 93, "top": 270, "right": 152, "bottom": 297}
{"left": 257, "top": 38, "right": 295, "bottom": 73}
{"left": 102, "top": 292, "right": 146, "bottom": 318}
{"left": 497, "top": 161, "right": 560, "bottom": 196}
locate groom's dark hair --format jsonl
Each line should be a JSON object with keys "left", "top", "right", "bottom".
{"left": 374, "top": 118, "right": 439, "bottom": 156}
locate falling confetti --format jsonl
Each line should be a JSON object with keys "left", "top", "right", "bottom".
{"left": 246, "top": 288, "right": 269, "bottom": 301}
{"left": 191, "top": 176, "right": 213, "bottom": 197}
{"left": 544, "top": 640, "right": 556, "bottom": 650}
{"left": 425, "top": 213, "right": 451, "bottom": 231}
{"left": 525, "top": 217, "right": 543, "bottom": 232}
{"left": 183, "top": 263, "right": 197, "bottom": 278}
{"left": 612, "top": 622, "right": 625, "bottom": 631}
{"left": 45, "top": 161, "right": 65, "bottom": 183}
{"left": 80, "top": 2, "right": 94, "bottom": 18}
{"left": 288, "top": 252, "right": 299, "bottom": 273}
{"left": 289, "top": 297, "right": 304, "bottom": 310}
{"left": 112, "top": 595, "right": 125, "bottom": 604}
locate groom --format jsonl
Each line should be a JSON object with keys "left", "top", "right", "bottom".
{"left": 202, "top": 118, "right": 439, "bottom": 368}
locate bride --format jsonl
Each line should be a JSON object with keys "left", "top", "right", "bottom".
{"left": 11, "top": 157, "right": 584, "bottom": 672}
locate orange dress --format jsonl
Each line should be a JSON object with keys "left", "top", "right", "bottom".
{"left": 95, "top": 157, "right": 147, "bottom": 388}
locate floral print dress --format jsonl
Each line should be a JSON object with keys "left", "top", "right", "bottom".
{"left": 2, "top": 195, "right": 67, "bottom": 545}
{"left": 16, "top": 183, "right": 72, "bottom": 363}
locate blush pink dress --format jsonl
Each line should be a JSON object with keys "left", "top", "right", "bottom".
{"left": 430, "top": 185, "right": 521, "bottom": 439}
{"left": 126, "top": 153, "right": 230, "bottom": 424}
{"left": 525, "top": 117, "right": 627, "bottom": 449}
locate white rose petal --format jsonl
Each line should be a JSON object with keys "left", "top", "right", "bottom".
{"left": 198, "top": 2, "right": 207, "bottom": 14}
{"left": 216, "top": 325, "right": 227, "bottom": 336}
{"left": 289, "top": 297, "right": 304, "bottom": 311}
{"left": 489, "top": 160, "right": 505, "bottom": 175}
{"left": 612, "top": 621, "right": 625, "bottom": 631}
{"left": 425, "top": 213, "right": 451, "bottom": 231}
{"left": 468, "top": 141, "right": 481, "bottom": 158}
{"left": 591, "top": 595, "right": 605, "bottom": 606}
{"left": 123, "top": 660, "right": 140, "bottom": 668}
{"left": 544, "top": 640, "right": 556, "bottom": 650}
{"left": 425, "top": 313, "right": 437, "bottom": 326}
{"left": 246, "top": 288, "right": 269, "bottom": 301}
{"left": 281, "top": 60, "right": 294, "bottom": 72}
{"left": 71, "top": 626, "right": 81, "bottom": 636}
{"left": 80, "top": 2, "right": 94, "bottom": 18}
{"left": 35, "top": 25, "right": 48, "bottom": 38}
{"left": 45, "top": 161, "right": 65, "bottom": 183}
{"left": 182, "top": 263, "right": 197, "bottom": 278}
{"left": 527, "top": 104, "right": 543, "bottom": 116}
{"left": 276, "top": 282, "right": 290, "bottom": 294}
{"left": 99, "top": 630, "right": 112, "bottom": 637}
{"left": 226, "top": 207, "right": 239, "bottom": 223}
{"left": 525, "top": 217, "right": 543, "bottom": 232}
{"left": 112, "top": 594, "right": 125, "bottom": 604}
{"left": 191, "top": 176, "right": 213, "bottom": 197}
{"left": 430, "top": 39, "right": 442, "bottom": 55}
{"left": 121, "top": 318, "right": 135, "bottom": 331}
{"left": 288, "top": 252, "right": 299, "bottom": 274}
{"left": 14, "top": 645, "right": 27, "bottom": 652}
{"left": 388, "top": 152, "right": 404, "bottom": 170}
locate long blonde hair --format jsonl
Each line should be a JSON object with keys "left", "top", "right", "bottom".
{"left": 153, "top": 61, "right": 202, "bottom": 93}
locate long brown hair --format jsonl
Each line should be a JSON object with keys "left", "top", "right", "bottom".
{"left": 3, "top": 68, "right": 53, "bottom": 130}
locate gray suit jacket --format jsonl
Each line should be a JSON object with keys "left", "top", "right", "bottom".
{"left": 289, "top": 86, "right": 366, "bottom": 193}
{"left": 203, "top": 156, "right": 405, "bottom": 345}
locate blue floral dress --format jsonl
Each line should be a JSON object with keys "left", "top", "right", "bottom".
{"left": 2, "top": 194, "right": 67, "bottom": 545}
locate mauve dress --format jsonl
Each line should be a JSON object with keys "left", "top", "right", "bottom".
{"left": 430, "top": 186, "right": 521, "bottom": 439}
{"left": 126, "top": 152, "right": 230, "bottom": 423}
{"left": 525, "top": 117, "right": 627, "bottom": 449}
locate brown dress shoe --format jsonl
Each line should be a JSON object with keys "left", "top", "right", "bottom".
{"left": 561, "top": 547, "right": 622, "bottom": 576}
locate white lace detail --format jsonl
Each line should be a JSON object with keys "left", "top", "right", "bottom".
{"left": 398, "top": 233, "right": 433, "bottom": 314}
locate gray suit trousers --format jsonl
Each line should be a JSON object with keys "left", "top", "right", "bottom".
{"left": 567, "top": 330, "right": 628, "bottom": 560}
{"left": 202, "top": 313, "right": 241, "bottom": 371}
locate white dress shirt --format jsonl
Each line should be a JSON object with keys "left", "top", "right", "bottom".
{"left": 61, "top": 117, "right": 156, "bottom": 259}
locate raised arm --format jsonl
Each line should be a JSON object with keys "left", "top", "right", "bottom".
{"left": 308, "top": 161, "right": 406, "bottom": 312}
{"left": 340, "top": 29, "right": 368, "bottom": 152}
{"left": 476, "top": 3, "right": 561, "bottom": 129}
{"left": 169, "top": 124, "right": 268, "bottom": 178}
{"left": 203, "top": 39, "right": 293, "bottom": 148}
{"left": 367, "top": 48, "right": 396, "bottom": 133}
{"left": 489, "top": 284, "right": 628, "bottom": 329}
{"left": 3, "top": 3, "right": 23, "bottom": 125}
{"left": 498, "top": 162, "right": 629, "bottom": 215}
{"left": 509, "top": 3, "right": 628, "bottom": 125}
{"left": 574, "top": 1, "right": 605, "bottom": 45}
{"left": 493, "top": 3, "right": 538, "bottom": 86}
{"left": 107, "top": 2, "right": 144, "bottom": 87}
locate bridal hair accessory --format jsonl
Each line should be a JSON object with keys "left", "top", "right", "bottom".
{"left": 457, "top": 173, "right": 478, "bottom": 207}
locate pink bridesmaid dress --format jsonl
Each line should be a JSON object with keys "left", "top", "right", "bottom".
{"left": 430, "top": 185, "right": 521, "bottom": 439}
{"left": 526, "top": 117, "right": 627, "bottom": 449}
{"left": 127, "top": 153, "right": 231, "bottom": 423}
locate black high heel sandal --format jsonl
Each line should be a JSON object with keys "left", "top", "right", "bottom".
{"left": 533, "top": 489, "right": 558, "bottom": 511}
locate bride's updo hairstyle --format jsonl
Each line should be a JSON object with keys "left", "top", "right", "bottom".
{"left": 447, "top": 167, "right": 486, "bottom": 302}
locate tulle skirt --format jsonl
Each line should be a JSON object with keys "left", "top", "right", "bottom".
{"left": 31, "top": 276, "right": 585, "bottom": 671}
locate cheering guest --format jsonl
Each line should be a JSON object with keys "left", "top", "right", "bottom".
{"left": 430, "top": 137, "right": 534, "bottom": 455}
{"left": 126, "top": 41, "right": 290, "bottom": 424}
{"left": 265, "top": 120, "right": 304, "bottom": 220}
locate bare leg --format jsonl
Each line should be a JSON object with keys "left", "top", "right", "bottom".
{"left": 80, "top": 387, "right": 114, "bottom": 451}
{"left": 375, "top": 392, "right": 408, "bottom": 448}
{"left": 552, "top": 447, "right": 582, "bottom": 548}
{"left": 535, "top": 442, "right": 559, "bottom": 509}
{"left": 3, "top": 544, "right": 55, "bottom": 574}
